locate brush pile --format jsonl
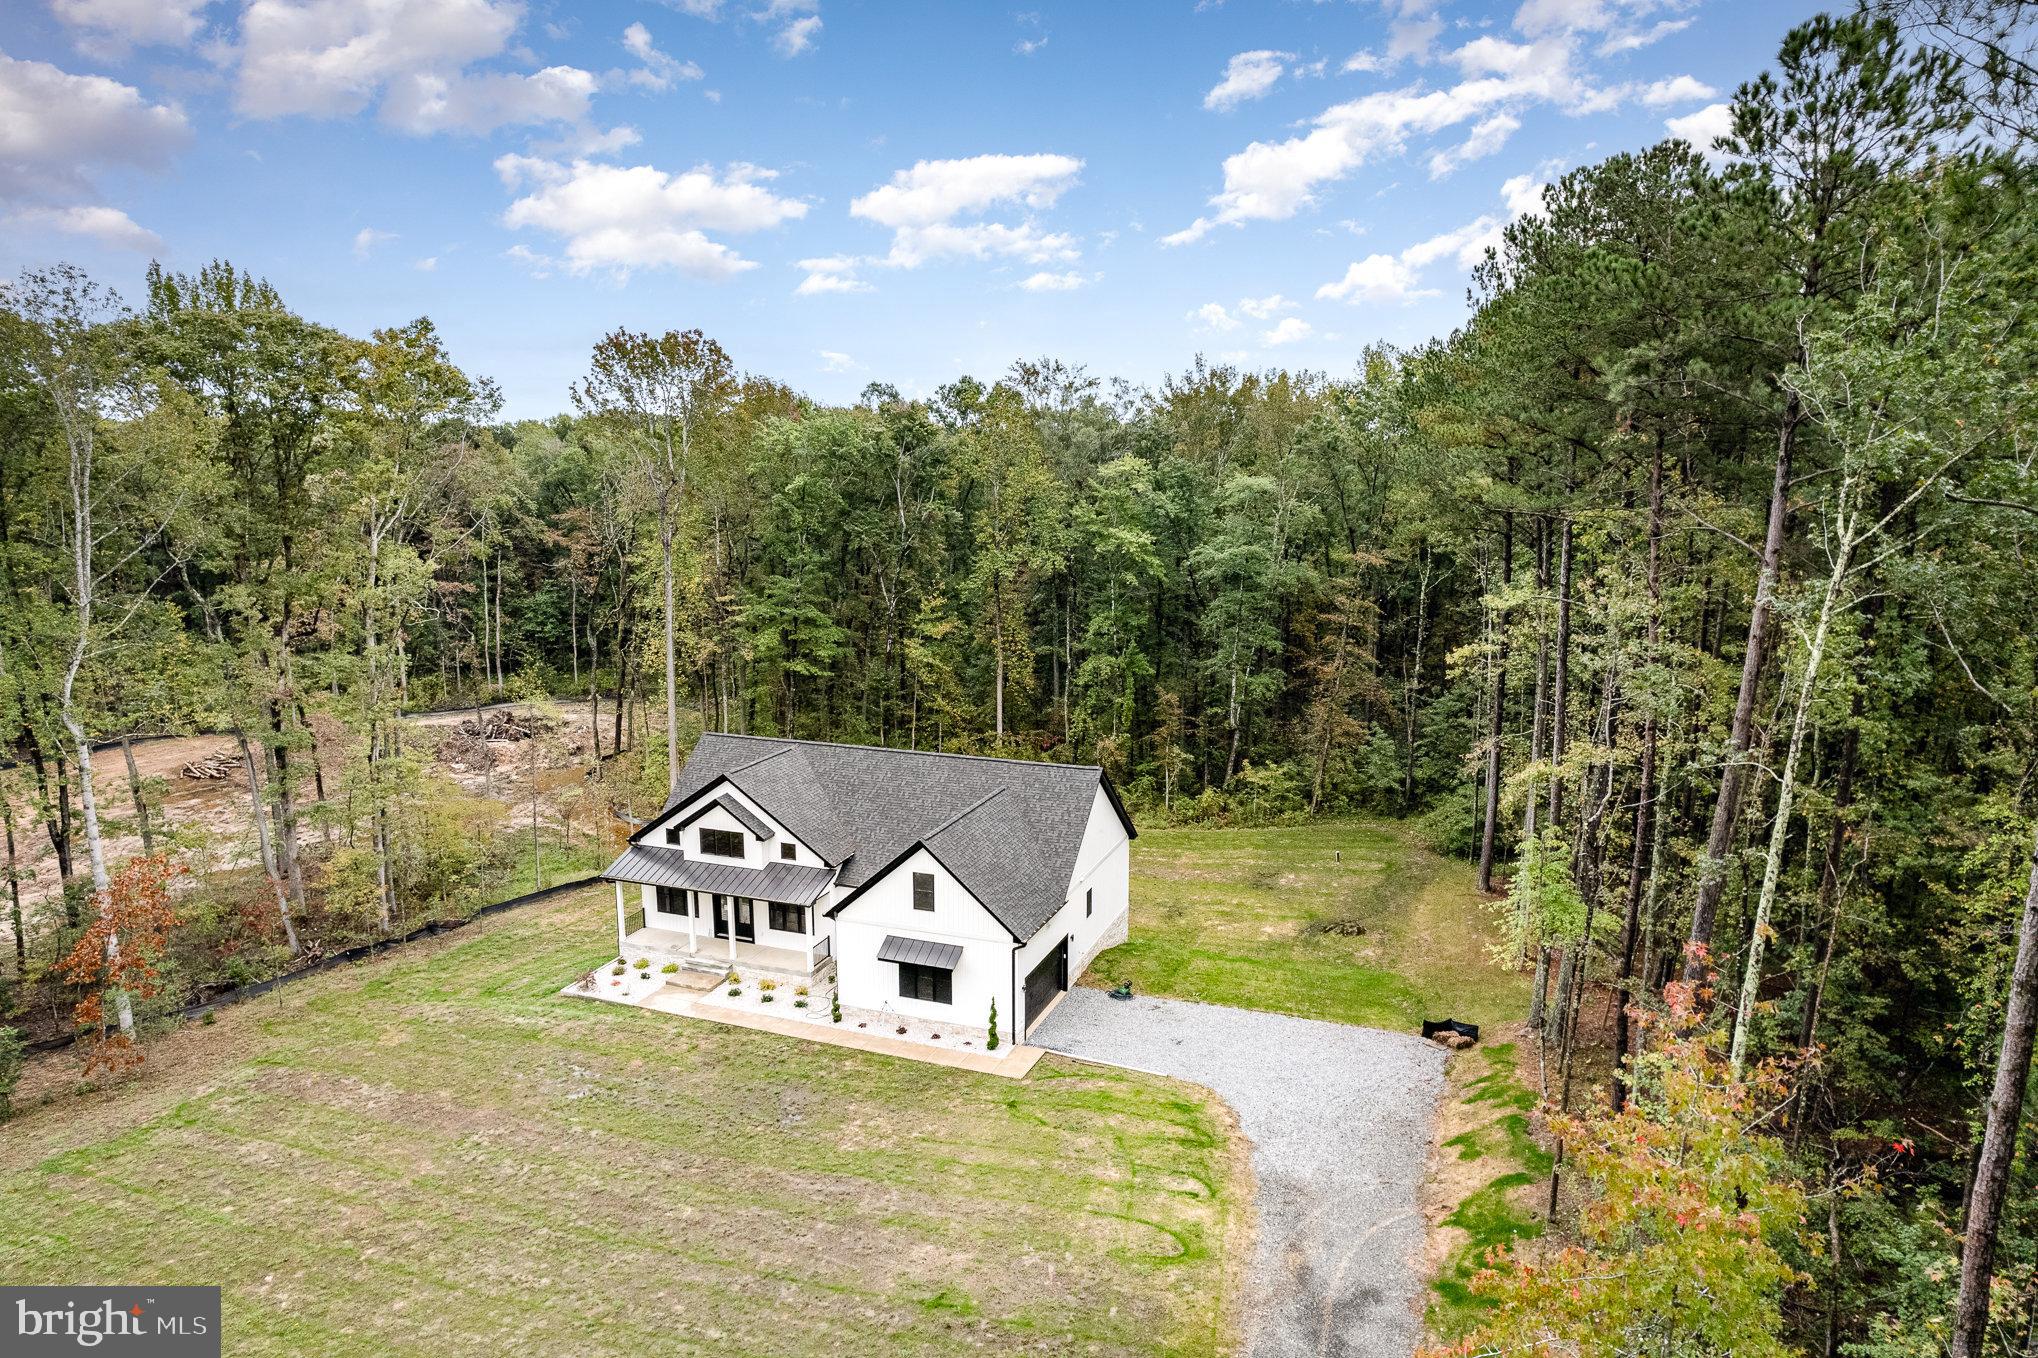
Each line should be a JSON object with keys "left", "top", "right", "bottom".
{"left": 180, "top": 749, "right": 240, "bottom": 780}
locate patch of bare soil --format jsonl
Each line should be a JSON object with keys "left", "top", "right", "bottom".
{"left": 2, "top": 700, "right": 619, "bottom": 946}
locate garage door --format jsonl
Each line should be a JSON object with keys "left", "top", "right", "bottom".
{"left": 1024, "top": 937, "right": 1068, "bottom": 1031}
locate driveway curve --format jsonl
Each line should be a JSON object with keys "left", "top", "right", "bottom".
{"left": 1031, "top": 988, "right": 1446, "bottom": 1358}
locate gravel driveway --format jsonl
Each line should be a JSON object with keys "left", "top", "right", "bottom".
{"left": 1031, "top": 989, "right": 1446, "bottom": 1358}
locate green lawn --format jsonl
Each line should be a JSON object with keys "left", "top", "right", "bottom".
{"left": 1088, "top": 819, "right": 1530, "bottom": 1032}
{"left": 1, "top": 887, "right": 1248, "bottom": 1358}
{"left": 1428, "top": 1042, "right": 1549, "bottom": 1336}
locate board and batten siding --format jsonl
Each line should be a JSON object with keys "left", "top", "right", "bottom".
{"left": 1013, "top": 782, "right": 1132, "bottom": 1032}
{"left": 833, "top": 848, "right": 1017, "bottom": 1039}
{"left": 642, "top": 783, "right": 826, "bottom": 868}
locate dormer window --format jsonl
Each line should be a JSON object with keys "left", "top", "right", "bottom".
{"left": 780, "top": 842, "right": 796, "bottom": 861}
{"left": 912, "top": 872, "right": 935, "bottom": 911}
{"left": 700, "top": 828, "right": 744, "bottom": 859}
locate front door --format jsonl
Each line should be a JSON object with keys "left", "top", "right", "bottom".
{"left": 712, "top": 895, "right": 757, "bottom": 943}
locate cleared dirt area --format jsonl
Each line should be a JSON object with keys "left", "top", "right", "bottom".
{"left": 3, "top": 699, "right": 628, "bottom": 932}
{"left": 2, "top": 885, "right": 1252, "bottom": 1358}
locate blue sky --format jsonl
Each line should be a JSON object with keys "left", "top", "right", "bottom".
{"left": 3, "top": 0, "right": 1821, "bottom": 418}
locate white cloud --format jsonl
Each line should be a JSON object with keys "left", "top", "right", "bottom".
{"left": 5, "top": 203, "right": 162, "bottom": 252}
{"left": 818, "top": 349, "right": 859, "bottom": 371}
{"left": 0, "top": 53, "right": 190, "bottom": 199}
{"left": 1020, "top": 270, "right": 1086, "bottom": 291}
{"left": 1190, "top": 302, "right": 1239, "bottom": 332}
{"left": 1598, "top": 18, "right": 1691, "bottom": 52}
{"left": 353, "top": 225, "right": 397, "bottom": 257}
{"left": 232, "top": 0, "right": 597, "bottom": 134}
{"left": 664, "top": 0, "right": 724, "bottom": 16}
{"left": 1642, "top": 74, "right": 1715, "bottom": 106}
{"left": 1165, "top": 36, "right": 1595, "bottom": 244}
{"left": 1015, "top": 34, "right": 1048, "bottom": 56}
{"left": 794, "top": 254, "right": 871, "bottom": 295}
{"left": 1316, "top": 253, "right": 1435, "bottom": 304}
{"left": 1317, "top": 170, "right": 1545, "bottom": 304}
{"left": 852, "top": 153, "right": 1081, "bottom": 227}
{"left": 1428, "top": 112, "right": 1519, "bottom": 177}
{"left": 1204, "top": 50, "right": 1291, "bottom": 111}
{"left": 1666, "top": 101, "right": 1733, "bottom": 157}
{"left": 623, "top": 22, "right": 704, "bottom": 91}
{"left": 1261, "top": 316, "right": 1314, "bottom": 345}
{"left": 51, "top": 0, "right": 210, "bottom": 53}
{"left": 414, "top": 255, "right": 438, "bottom": 270}
{"left": 1238, "top": 293, "right": 1295, "bottom": 319}
{"left": 500, "top": 156, "right": 807, "bottom": 278}
{"left": 845, "top": 153, "right": 1084, "bottom": 273}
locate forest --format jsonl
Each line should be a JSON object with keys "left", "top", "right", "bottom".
{"left": 3, "top": 2, "right": 2037, "bottom": 1354}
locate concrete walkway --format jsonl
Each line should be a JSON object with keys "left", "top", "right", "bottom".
{"left": 1031, "top": 988, "right": 1445, "bottom": 1358}
{"left": 582, "top": 980, "right": 1047, "bottom": 1078}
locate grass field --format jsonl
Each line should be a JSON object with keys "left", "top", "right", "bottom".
{"left": 1427, "top": 1041, "right": 1549, "bottom": 1337}
{"left": 1088, "top": 819, "right": 1530, "bottom": 1033}
{"left": 1, "top": 887, "right": 1249, "bottom": 1358}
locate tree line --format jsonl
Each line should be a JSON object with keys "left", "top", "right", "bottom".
{"left": 3, "top": 1, "right": 2038, "bottom": 1350}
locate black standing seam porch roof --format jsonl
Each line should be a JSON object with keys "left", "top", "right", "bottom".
{"left": 875, "top": 935, "right": 964, "bottom": 970}
{"left": 601, "top": 844, "right": 834, "bottom": 906}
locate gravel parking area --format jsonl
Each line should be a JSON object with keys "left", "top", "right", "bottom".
{"left": 1032, "top": 988, "right": 1446, "bottom": 1358}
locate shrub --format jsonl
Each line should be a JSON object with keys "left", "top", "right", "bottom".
{"left": 831, "top": 993, "right": 842, "bottom": 1023}
{"left": 794, "top": 985, "right": 808, "bottom": 996}
{"left": 761, "top": 992, "right": 774, "bottom": 1003}
{"left": 987, "top": 998, "right": 999, "bottom": 1051}
{"left": 661, "top": 962, "right": 679, "bottom": 974}
{"left": 793, "top": 999, "right": 807, "bottom": 1008}
{"left": 724, "top": 971, "right": 740, "bottom": 985}
{"left": 727, "top": 986, "right": 742, "bottom": 997}
{"left": 611, "top": 965, "right": 625, "bottom": 976}
{"left": 759, "top": 978, "right": 777, "bottom": 991}
{"left": 633, "top": 958, "right": 650, "bottom": 970}
{"left": 0, "top": 1026, "right": 23, "bottom": 1120}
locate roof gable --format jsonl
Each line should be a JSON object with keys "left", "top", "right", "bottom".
{"left": 651, "top": 734, "right": 1133, "bottom": 939}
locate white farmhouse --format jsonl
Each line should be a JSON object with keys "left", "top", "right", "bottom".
{"left": 599, "top": 734, "right": 1135, "bottom": 1044}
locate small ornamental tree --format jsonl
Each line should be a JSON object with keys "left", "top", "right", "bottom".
{"left": 57, "top": 854, "right": 185, "bottom": 1077}
{"left": 987, "top": 998, "right": 999, "bottom": 1050}
{"left": 1424, "top": 993, "right": 1812, "bottom": 1358}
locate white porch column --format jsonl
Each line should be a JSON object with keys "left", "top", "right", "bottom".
{"left": 686, "top": 889, "right": 698, "bottom": 952}
{"left": 727, "top": 913, "right": 738, "bottom": 964}
{"left": 613, "top": 880, "right": 626, "bottom": 952}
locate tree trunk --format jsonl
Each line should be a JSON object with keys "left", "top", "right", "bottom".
{"left": 120, "top": 733, "right": 153, "bottom": 856}
{"left": 1478, "top": 514, "right": 1513, "bottom": 894}
{"left": 1612, "top": 439, "right": 1664, "bottom": 1109}
{"left": 3, "top": 786, "right": 25, "bottom": 976}
{"left": 1949, "top": 815, "right": 2038, "bottom": 1358}
{"left": 660, "top": 505, "right": 680, "bottom": 795}
{"left": 239, "top": 732, "right": 301, "bottom": 955}
{"left": 1685, "top": 400, "right": 1797, "bottom": 986}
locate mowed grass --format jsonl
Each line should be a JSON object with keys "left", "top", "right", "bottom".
{"left": 1429, "top": 1042, "right": 1549, "bottom": 1336}
{"left": 1089, "top": 819, "right": 1530, "bottom": 1033}
{"left": 0, "top": 888, "right": 1248, "bottom": 1358}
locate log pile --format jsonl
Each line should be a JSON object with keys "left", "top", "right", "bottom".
{"left": 435, "top": 709, "right": 549, "bottom": 764}
{"left": 180, "top": 749, "right": 241, "bottom": 780}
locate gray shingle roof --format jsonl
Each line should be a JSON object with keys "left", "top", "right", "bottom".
{"left": 601, "top": 843, "right": 835, "bottom": 905}
{"left": 687, "top": 792, "right": 774, "bottom": 841}
{"left": 637, "top": 734, "right": 1133, "bottom": 940}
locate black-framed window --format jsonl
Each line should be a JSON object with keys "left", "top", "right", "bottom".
{"left": 1085, "top": 887, "right": 1093, "bottom": 917}
{"left": 656, "top": 885, "right": 687, "bottom": 917}
{"left": 780, "top": 842, "right": 796, "bottom": 860}
{"left": 898, "top": 962, "right": 953, "bottom": 1004}
{"left": 768, "top": 902, "right": 808, "bottom": 934}
{"left": 912, "top": 871, "right": 935, "bottom": 911}
{"left": 700, "top": 827, "right": 744, "bottom": 859}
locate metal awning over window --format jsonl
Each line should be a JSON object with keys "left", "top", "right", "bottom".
{"left": 876, "top": 934, "right": 963, "bottom": 970}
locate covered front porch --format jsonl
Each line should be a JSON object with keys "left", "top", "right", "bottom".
{"left": 618, "top": 912, "right": 832, "bottom": 981}
{"left": 601, "top": 842, "right": 839, "bottom": 982}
